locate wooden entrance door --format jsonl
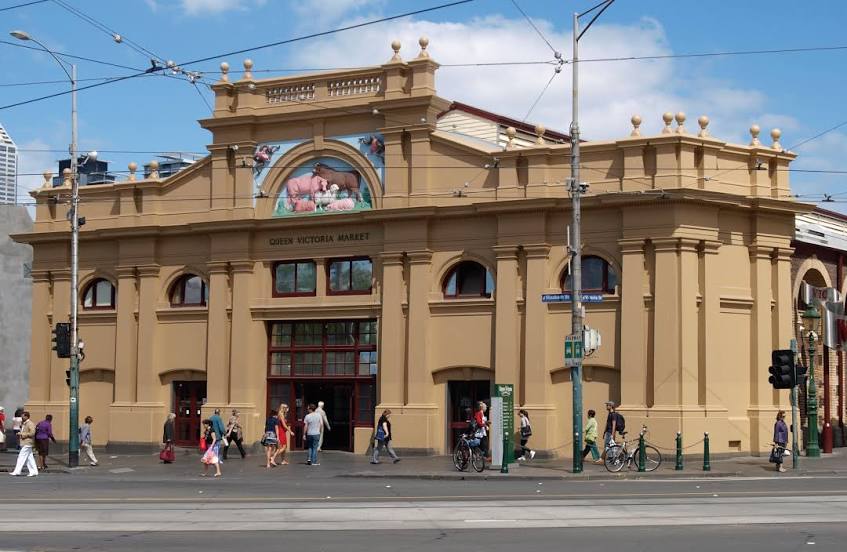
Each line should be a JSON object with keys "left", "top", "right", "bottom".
{"left": 173, "top": 381, "right": 206, "bottom": 446}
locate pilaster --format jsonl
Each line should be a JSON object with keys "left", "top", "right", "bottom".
{"left": 205, "top": 262, "right": 230, "bottom": 405}
{"left": 228, "top": 261, "right": 255, "bottom": 407}
{"left": 378, "top": 252, "right": 406, "bottom": 407}
{"left": 679, "top": 238, "right": 700, "bottom": 408}
{"left": 618, "top": 238, "right": 647, "bottom": 409}
{"left": 113, "top": 266, "right": 138, "bottom": 403}
{"left": 651, "top": 238, "right": 680, "bottom": 407}
{"left": 749, "top": 244, "right": 777, "bottom": 452}
{"left": 522, "top": 245, "right": 550, "bottom": 406}
{"left": 49, "top": 269, "right": 71, "bottom": 403}
{"left": 406, "top": 250, "right": 432, "bottom": 405}
{"left": 29, "top": 271, "right": 52, "bottom": 402}
{"left": 701, "top": 240, "right": 722, "bottom": 409}
{"left": 136, "top": 265, "right": 160, "bottom": 403}
{"left": 493, "top": 246, "right": 520, "bottom": 389}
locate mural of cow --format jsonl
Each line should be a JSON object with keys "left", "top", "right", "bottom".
{"left": 284, "top": 173, "right": 327, "bottom": 211}
{"left": 313, "top": 162, "right": 362, "bottom": 202}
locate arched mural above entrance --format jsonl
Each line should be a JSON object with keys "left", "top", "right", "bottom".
{"left": 254, "top": 137, "right": 384, "bottom": 218}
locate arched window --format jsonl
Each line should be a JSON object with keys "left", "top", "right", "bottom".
{"left": 170, "top": 274, "right": 209, "bottom": 307}
{"left": 443, "top": 261, "right": 495, "bottom": 298}
{"left": 561, "top": 256, "right": 618, "bottom": 293}
{"left": 82, "top": 278, "right": 115, "bottom": 309}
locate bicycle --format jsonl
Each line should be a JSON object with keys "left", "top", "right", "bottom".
{"left": 603, "top": 429, "right": 662, "bottom": 473}
{"left": 453, "top": 432, "right": 486, "bottom": 473}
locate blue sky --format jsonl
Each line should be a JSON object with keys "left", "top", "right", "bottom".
{"left": 2, "top": 0, "right": 846, "bottom": 209}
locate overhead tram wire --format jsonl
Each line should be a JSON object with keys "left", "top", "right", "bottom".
{"left": 510, "top": 0, "right": 560, "bottom": 55}
{"left": 0, "top": 0, "right": 48, "bottom": 12}
{"left": 0, "top": 39, "right": 143, "bottom": 71}
{"left": 0, "top": 0, "right": 475, "bottom": 112}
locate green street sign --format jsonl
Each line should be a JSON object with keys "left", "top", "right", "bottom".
{"left": 565, "top": 335, "right": 583, "bottom": 367}
{"left": 495, "top": 383, "right": 515, "bottom": 470}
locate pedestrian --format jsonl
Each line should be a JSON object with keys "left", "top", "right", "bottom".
{"left": 79, "top": 416, "right": 98, "bottom": 466}
{"left": 601, "top": 401, "right": 621, "bottom": 459}
{"left": 303, "top": 403, "right": 322, "bottom": 466}
{"left": 581, "top": 409, "right": 601, "bottom": 464}
{"left": 371, "top": 409, "right": 400, "bottom": 464}
{"left": 12, "top": 408, "right": 23, "bottom": 450}
{"left": 474, "top": 401, "right": 490, "bottom": 462}
{"left": 516, "top": 409, "right": 535, "bottom": 461}
{"left": 210, "top": 408, "right": 227, "bottom": 447}
{"left": 223, "top": 409, "right": 246, "bottom": 460}
{"left": 315, "top": 400, "right": 331, "bottom": 451}
{"left": 34, "top": 414, "right": 57, "bottom": 470}
{"left": 772, "top": 410, "right": 789, "bottom": 473}
{"left": 161, "top": 413, "right": 176, "bottom": 463}
{"left": 0, "top": 406, "right": 6, "bottom": 451}
{"left": 263, "top": 409, "right": 280, "bottom": 468}
{"left": 199, "top": 419, "right": 222, "bottom": 477}
{"left": 9, "top": 411, "right": 37, "bottom": 477}
{"left": 273, "top": 403, "right": 292, "bottom": 466}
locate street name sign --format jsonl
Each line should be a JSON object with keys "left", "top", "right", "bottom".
{"left": 542, "top": 293, "right": 604, "bottom": 303}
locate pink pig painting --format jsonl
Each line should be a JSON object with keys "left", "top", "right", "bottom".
{"left": 284, "top": 173, "right": 327, "bottom": 211}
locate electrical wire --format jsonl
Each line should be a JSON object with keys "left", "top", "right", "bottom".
{"left": 788, "top": 119, "right": 847, "bottom": 151}
{"left": 575, "top": 44, "right": 847, "bottom": 64}
{"left": 510, "top": 0, "right": 559, "bottom": 55}
{"left": 522, "top": 69, "right": 559, "bottom": 122}
{"left": 0, "top": 0, "right": 47, "bottom": 11}
{"left": 191, "top": 81, "right": 213, "bottom": 111}
{"left": 0, "top": 39, "right": 143, "bottom": 71}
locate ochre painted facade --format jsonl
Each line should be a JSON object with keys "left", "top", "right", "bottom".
{"left": 17, "top": 39, "right": 811, "bottom": 455}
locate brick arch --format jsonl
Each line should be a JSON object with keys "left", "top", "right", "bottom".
{"left": 793, "top": 256, "right": 832, "bottom": 302}
{"left": 432, "top": 252, "right": 496, "bottom": 296}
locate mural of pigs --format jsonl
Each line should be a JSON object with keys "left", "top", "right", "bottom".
{"left": 313, "top": 162, "right": 362, "bottom": 202}
{"left": 325, "top": 197, "right": 356, "bottom": 211}
{"left": 284, "top": 173, "right": 327, "bottom": 211}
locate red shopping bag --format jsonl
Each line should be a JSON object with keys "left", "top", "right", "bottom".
{"left": 159, "top": 445, "right": 175, "bottom": 463}
{"left": 199, "top": 436, "right": 207, "bottom": 452}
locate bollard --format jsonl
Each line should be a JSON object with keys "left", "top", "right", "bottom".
{"left": 675, "top": 431, "right": 683, "bottom": 471}
{"left": 638, "top": 430, "right": 646, "bottom": 472}
{"left": 703, "top": 432, "right": 711, "bottom": 471}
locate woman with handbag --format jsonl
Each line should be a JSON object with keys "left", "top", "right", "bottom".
{"left": 223, "top": 409, "right": 246, "bottom": 460}
{"left": 200, "top": 419, "right": 222, "bottom": 477}
{"left": 371, "top": 409, "right": 400, "bottom": 464}
{"left": 160, "top": 413, "right": 176, "bottom": 464}
{"left": 772, "top": 410, "right": 789, "bottom": 473}
{"left": 263, "top": 409, "right": 280, "bottom": 468}
{"left": 517, "top": 409, "right": 535, "bottom": 461}
{"left": 273, "top": 403, "right": 292, "bottom": 466}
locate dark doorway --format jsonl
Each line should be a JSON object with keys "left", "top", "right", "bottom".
{"left": 173, "top": 381, "right": 206, "bottom": 446}
{"left": 448, "top": 380, "right": 490, "bottom": 450}
{"left": 269, "top": 381, "right": 363, "bottom": 451}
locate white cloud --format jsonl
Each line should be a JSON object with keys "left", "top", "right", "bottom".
{"left": 180, "top": 0, "right": 265, "bottom": 16}
{"left": 287, "top": 15, "right": 769, "bottom": 143}
{"left": 290, "top": 0, "right": 385, "bottom": 24}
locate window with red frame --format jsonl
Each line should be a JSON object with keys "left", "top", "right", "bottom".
{"left": 561, "top": 256, "right": 618, "bottom": 293}
{"left": 82, "top": 278, "right": 115, "bottom": 309}
{"left": 442, "top": 261, "right": 495, "bottom": 298}
{"left": 327, "top": 258, "right": 372, "bottom": 295}
{"left": 170, "top": 274, "right": 208, "bottom": 306}
{"left": 273, "top": 261, "right": 317, "bottom": 297}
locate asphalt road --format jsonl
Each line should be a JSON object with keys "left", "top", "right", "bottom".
{"left": 3, "top": 470, "right": 847, "bottom": 550}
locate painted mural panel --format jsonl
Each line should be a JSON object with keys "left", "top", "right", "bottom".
{"left": 272, "top": 157, "right": 373, "bottom": 217}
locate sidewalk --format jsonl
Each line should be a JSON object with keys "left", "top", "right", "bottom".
{"left": 3, "top": 446, "right": 846, "bottom": 480}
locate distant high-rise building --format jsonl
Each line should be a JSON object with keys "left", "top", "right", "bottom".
{"left": 0, "top": 123, "right": 17, "bottom": 205}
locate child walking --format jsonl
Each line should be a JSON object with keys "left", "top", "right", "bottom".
{"left": 581, "top": 409, "right": 601, "bottom": 464}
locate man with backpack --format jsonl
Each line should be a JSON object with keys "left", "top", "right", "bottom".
{"left": 602, "top": 401, "right": 625, "bottom": 458}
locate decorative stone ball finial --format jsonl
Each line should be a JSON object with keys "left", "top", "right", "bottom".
{"left": 148, "top": 159, "right": 160, "bottom": 179}
{"left": 128, "top": 162, "right": 138, "bottom": 181}
{"left": 697, "top": 115, "right": 710, "bottom": 137}
{"left": 505, "top": 126, "right": 517, "bottom": 149}
{"left": 42, "top": 170, "right": 53, "bottom": 188}
{"left": 390, "top": 39, "right": 402, "bottom": 62}
{"left": 675, "top": 112, "right": 687, "bottom": 134}
{"left": 220, "top": 62, "right": 230, "bottom": 82}
{"left": 535, "top": 123, "right": 546, "bottom": 145}
{"left": 749, "top": 124, "right": 761, "bottom": 146}
{"left": 662, "top": 112, "right": 674, "bottom": 134}
{"left": 770, "top": 128, "right": 783, "bottom": 151}
{"left": 62, "top": 168, "right": 72, "bottom": 186}
{"left": 630, "top": 114, "right": 642, "bottom": 136}
{"left": 242, "top": 59, "right": 253, "bottom": 80}
{"left": 417, "top": 36, "right": 430, "bottom": 59}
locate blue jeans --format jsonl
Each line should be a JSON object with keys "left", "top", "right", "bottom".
{"left": 306, "top": 434, "right": 319, "bottom": 464}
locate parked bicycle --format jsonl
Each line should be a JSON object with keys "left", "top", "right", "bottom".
{"left": 453, "top": 432, "right": 486, "bottom": 472}
{"left": 604, "top": 428, "right": 662, "bottom": 472}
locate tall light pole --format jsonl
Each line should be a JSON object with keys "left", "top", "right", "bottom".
{"left": 569, "top": 0, "right": 615, "bottom": 474}
{"left": 11, "top": 30, "right": 94, "bottom": 468}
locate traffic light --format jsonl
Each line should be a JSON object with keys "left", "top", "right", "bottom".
{"left": 769, "top": 349, "right": 795, "bottom": 389}
{"left": 795, "top": 363, "right": 808, "bottom": 385}
{"left": 52, "top": 322, "right": 71, "bottom": 358}
{"left": 65, "top": 370, "right": 71, "bottom": 387}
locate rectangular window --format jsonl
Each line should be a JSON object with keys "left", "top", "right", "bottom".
{"left": 273, "top": 261, "right": 317, "bottom": 297}
{"left": 271, "top": 323, "right": 292, "bottom": 347}
{"left": 327, "top": 257, "right": 372, "bottom": 294}
{"left": 294, "top": 351, "right": 323, "bottom": 376}
{"left": 327, "top": 321, "right": 355, "bottom": 345}
{"left": 270, "top": 352, "right": 291, "bottom": 376}
{"left": 326, "top": 351, "right": 355, "bottom": 376}
{"left": 267, "top": 319, "right": 377, "bottom": 379}
{"left": 294, "top": 323, "right": 323, "bottom": 346}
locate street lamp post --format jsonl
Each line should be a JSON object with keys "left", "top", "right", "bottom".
{"left": 802, "top": 305, "right": 821, "bottom": 458}
{"left": 10, "top": 30, "right": 89, "bottom": 468}
{"left": 569, "top": 0, "right": 615, "bottom": 474}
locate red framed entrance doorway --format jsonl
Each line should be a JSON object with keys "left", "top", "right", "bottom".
{"left": 173, "top": 381, "right": 206, "bottom": 446}
{"left": 448, "top": 380, "right": 490, "bottom": 450}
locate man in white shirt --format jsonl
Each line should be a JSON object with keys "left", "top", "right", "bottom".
{"left": 302, "top": 404, "right": 323, "bottom": 466}
{"left": 315, "top": 400, "right": 331, "bottom": 451}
